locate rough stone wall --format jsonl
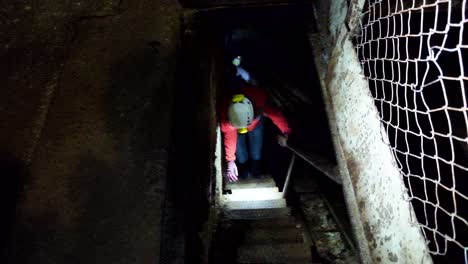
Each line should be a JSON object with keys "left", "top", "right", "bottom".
{"left": 309, "top": 0, "right": 433, "bottom": 263}
{"left": 326, "top": 33, "right": 432, "bottom": 263}
{"left": 1, "top": 1, "right": 181, "bottom": 263}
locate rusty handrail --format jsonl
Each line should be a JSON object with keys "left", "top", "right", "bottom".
{"left": 286, "top": 143, "right": 342, "bottom": 185}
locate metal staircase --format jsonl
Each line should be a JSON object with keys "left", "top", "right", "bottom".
{"left": 211, "top": 176, "right": 314, "bottom": 263}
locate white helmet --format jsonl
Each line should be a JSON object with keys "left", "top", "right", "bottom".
{"left": 232, "top": 56, "right": 242, "bottom": 66}
{"left": 228, "top": 94, "right": 254, "bottom": 134}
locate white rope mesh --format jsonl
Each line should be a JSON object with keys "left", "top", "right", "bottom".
{"left": 356, "top": 0, "right": 468, "bottom": 261}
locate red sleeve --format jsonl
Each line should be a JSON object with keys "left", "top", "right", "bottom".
{"left": 221, "top": 122, "right": 237, "bottom": 162}
{"left": 219, "top": 98, "right": 237, "bottom": 162}
{"left": 264, "top": 105, "right": 291, "bottom": 135}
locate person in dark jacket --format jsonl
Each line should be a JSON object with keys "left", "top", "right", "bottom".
{"left": 220, "top": 84, "right": 291, "bottom": 182}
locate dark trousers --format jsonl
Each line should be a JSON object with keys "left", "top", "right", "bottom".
{"left": 236, "top": 117, "right": 264, "bottom": 164}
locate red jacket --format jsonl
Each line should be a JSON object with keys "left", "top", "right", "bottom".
{"left": 220, "top": 86, "right": 291, "bottom": 162}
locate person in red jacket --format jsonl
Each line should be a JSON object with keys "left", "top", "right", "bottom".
{"left": 220, "top": 84, "right": 291, "bottom": 182}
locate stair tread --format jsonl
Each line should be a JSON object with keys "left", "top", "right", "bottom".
{"left": 242, "top": 227, "right": 305, "bottom": 244}
{"left": 237, "top": 243, "right": 312, "bottom": 263}
{"left": 224, "top": 192, "right": 283, "bottom": 202}
{"left": 231, "top": 187, "right": 279, "bottom": 195}
{"left": 225, "top": 207, "right": 291, "bottom": 219}
{"left": 238, "top": 216, "right": 300, "bottom": 228}
{"left": 224, "top": 187, "right": 282, "bottom": 202}
{"left": 225, "top": 177, "right": 276, "bottom": 190}
{"left": 225, "top": 199, "right": 287, "bottom": 210}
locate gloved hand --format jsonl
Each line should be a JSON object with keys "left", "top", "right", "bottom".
{"left": 226, "top": 160, "right": 238, "bottom": 182}
{"left": 236, "top": 66, "right": 251, "bottom": 83}
{"left": 277, "top": 134, "right": 288, "bottom": 147}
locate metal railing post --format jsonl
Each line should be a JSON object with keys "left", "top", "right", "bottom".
{"left": 282, "top": 153, "right": 296, "bottom": 198}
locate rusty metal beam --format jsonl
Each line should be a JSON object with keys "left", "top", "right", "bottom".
{"left": 287, "top": 143, "right": 342, "bottom": 185}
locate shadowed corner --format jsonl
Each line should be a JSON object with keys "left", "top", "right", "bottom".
{"left": 0, "top": 150, "right": 27, "bottom": 259}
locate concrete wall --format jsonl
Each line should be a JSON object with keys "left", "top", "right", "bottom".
{"left": 1, "top": 1, "right": 181, "bottom": 263}
{"left": 310, "top": 1, "right": 433, "bottom": 263}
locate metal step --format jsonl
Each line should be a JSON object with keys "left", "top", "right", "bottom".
{"left": 242, "top": 227, "right": 305, "bottom": 244}
{"left": 231, "top": 187, "right": 279, "bottom": 195}
{"left": 225, "top": 199, "right": 287, "bottom": 210}
{"left": 224, "top": 207, "right": 291, "bottom": 220}
{"left": 237, "top": 243, "right": 312, "bottom": 263}
{"left": 225, "top": 177, "right": 276, "bottom": 190}
{"left": 224, "top": 187, "right": 283, "bottom": 201}
{"left": 239, "top": 216, "right": 300, "bottom": 228}
{"left": 225, "top": 187, "right": 282, "bottom": 202}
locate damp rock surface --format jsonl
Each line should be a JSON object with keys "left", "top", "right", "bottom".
{"left": 1, "top": 1, "right": 181, "bottom": 263}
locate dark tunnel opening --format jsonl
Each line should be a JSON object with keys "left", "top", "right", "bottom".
{"left": 164, "top": 4, "right": 354, "bottom": 263}
{"left": 206, "top": 5, "right": 337, "bottom": 190}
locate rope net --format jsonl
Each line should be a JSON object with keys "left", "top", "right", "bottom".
{"left": 355, "top": 0, "right": 468, "bottom": 261}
